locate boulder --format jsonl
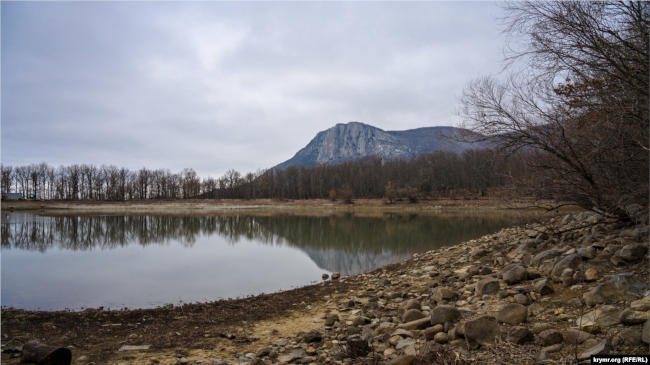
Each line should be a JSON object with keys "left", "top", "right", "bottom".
{"left": 584, "top": 267, "right": 599, "bottom": 282}
{"left": 532, "top": 249, "right": 563, "bottom": 265}
{"left": 430, "top": 305, "right": 461, "bottom": 326}
{"left": 533, "top": 278, "right": 554, "bottom": 295}
{"left": 578, "top": 305, "right": 622, "bottom": 328}
{"left": 550, "top": 254, "right": 581, "bottom": 281}
{"left": 432, "top": 286, "right": 458, "bottom": 303}
{"left": 475, "top": 278, "right": 500, "bottom": 296}
{"left": 464, "top": 316, "right": 499, "bottom": 347}
{"left": 424, "top": 324, "right": 443, "bottom": 340}
{"left": 433, "top": 332, "right": 449, "bottom": 344}
{"left": 631, "top": 295, "right": 650, "bottom": 311}
{"left": 507, "top": 326, "right": 534, "bottom": 344}
{"left": 399, "top": 299, "right": 421, "bottom": 314}
{"left": 616, "top": 243, "right": 648, "bottom": 262}
{"left": 501, "top": 265, "right": 527, "bottom": 285}
{"left": 538, "top": 329, "right": 563, "bottom": 346}
{"left": 497, "top": 303, "right": 527, "bottom": 324}
{"left": 390, "top": 355, "right": 416, "bottom": 365}
{"left": 402, "top": 309, "right": 426, "bottom": 323}
{"left": 578, "top": 339, "right": 610, "bottom": 361}
{"left": 582, "top": 283, "right": 624, "bottom": 306}
{"left": 620, "top": 309, "right": 650, "bottom": 325}
{"left": 397, "top": 317, "right": 430, "bottom": 330}
{"left": 563, "top": 329, "right": 592, "bottom": 345}
{"left": 303, "top": 329, "right": 323, "bottom": 343}
{"left": 608, "top": 273, "right": 647, "bottom": 294}
{"left": 643, "top": 320, "right": 650, "bottom": 344}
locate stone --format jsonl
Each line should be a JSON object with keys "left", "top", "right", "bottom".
{"left": 397, "top": 317, "right": 430, "bottom": 330}
{"left": 616, "top": 243, "right": 648, "bottom": 262}
{"left": 395, "top": 339, "right": 415, "bottom": 350}
{"left": 538, "top": 329, "right": 563, "bottom": 346}
{"left": 496, "top": 303, "right": 527, "bottom": 324}
{"left": 608, "top": 273, "right": 647, "bottom": 294}
{"left": 434, "top": 332, "right": 449, "bottom": 344}
{"left": 430, "top": 305, "right": 461, "bottom": 326}
{"left": 563, "top": 329, "right": 592, "bottom": 345}
{"left": 531, "top": 323, "right": 553, "bottom": 334}
{"left": 533, "top": 278, "right": 554, "bottom": 295}
{"left": 392, "top": 329, "right": 414, "bottom": 338}
{"left": 578, "top": 339, "right": 610, "bottom": 361}
{"left": 582, "top": 283, "right": 623, "bottom": 306}
{"left": 401, "top": 309, "right": 425, "bottom": 323}
{"left": 331, "top": 272, "right": 341, "bottom": 280}
{"left": 631, "top": 296, "right": 650, "bottom": 311}
{"left": 424, "top": 324, "right": 444, "bottom": 340}
{"left": 390, "top": 355, "right": 416, "bottom": 365}
{"left": 303, "top": 330, "right": 322, "bottom": 343}
{"left": 501, "top": 265, "right": 527, "bottom": 285}
{"left": 118, "top": 345, "right": 151, "bottom": 351}
{"left": 577, "top": 246, "right": 596, "bottom": 259}
{"left": 584, "top": 268, "right": 599, "bottom": 282}
{"left": 399, "top": 299, "right": 420, "bottom": 313}
{"left": 532, "top": 249, "right": 563, "bottom": 265}
{"left": 432, "top": 286, "right": 458, "bottom": 303}
{"left": 376, "top": 322, "right": 397, "bottom": 335}
{"left": 277, "top": 349, "right": 307, "bottom": 363}
{"left": 514, "top": 294, "right": 530, "bottom": 305}
{"left": 475, "top": 278, "right": 500, "bottom": 296}
{"left": 464, "top": 316, "right": 499, "bottom": 346}
{"left": 507, "top": 326, "right": 533, "bottom": 344}
{"left": 618, "top": 327, "right": 642, "bottom": 346}
{"left": 643, "top": 320, "right": 650, "bottom": 344}
{"left": 541, "top": 343, "right": 563, "bottom": 353}
{"left": 322, "top": 273, "right": 329, "bottom": 280}
{"left": 620, "top": 309, "right": 650, "bottom": 325}
{"left": 578, "top": 305, "right": 622, "bottom": 328}
{"left": 550, "top": 254, "right": 581, "bottom": 281}
{"left": 324, "top": 314, "right": 339, "bottom": 326}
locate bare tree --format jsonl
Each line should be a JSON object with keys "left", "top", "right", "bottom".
{"left": 461, "top": 1, "right": 649, "bottom": 219}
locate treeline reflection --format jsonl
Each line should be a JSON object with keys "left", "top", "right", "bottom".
{"left": 2, "top": 212, "right": 520, "bottom": 255}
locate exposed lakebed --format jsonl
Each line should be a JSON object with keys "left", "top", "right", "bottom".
{"left": 1, "top": 211, "right": 528, "bottom": 310}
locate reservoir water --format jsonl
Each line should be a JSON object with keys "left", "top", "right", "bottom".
{"left": 1, "top": 211, "right": 527, "bottom": 310}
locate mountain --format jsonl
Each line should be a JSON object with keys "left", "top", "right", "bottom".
{"left": 275, "top": 122, "right": 487, "bottom": 169}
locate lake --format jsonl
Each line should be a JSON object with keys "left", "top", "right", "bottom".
{"left": 1, "top": 211, "right": 528, "bottom": 310}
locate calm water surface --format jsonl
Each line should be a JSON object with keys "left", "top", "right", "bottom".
{"left": 1, "top": 212, "right": 527, "bottom": 310}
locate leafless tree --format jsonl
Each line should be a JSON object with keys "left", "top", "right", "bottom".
{"left": 461, "top": 1, "right": 649, "bottom": 219}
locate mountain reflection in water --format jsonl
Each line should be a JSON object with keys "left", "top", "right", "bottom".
{"left": 2, "top": 212, "right": 524, "bottom": 275}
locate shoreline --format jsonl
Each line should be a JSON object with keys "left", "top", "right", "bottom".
{"left": 3, "top": 203, "right": 647, "bottom": 364}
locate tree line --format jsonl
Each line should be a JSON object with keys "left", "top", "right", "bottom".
{"left": 1, "top": 148, "right": 533, "bottom": 201}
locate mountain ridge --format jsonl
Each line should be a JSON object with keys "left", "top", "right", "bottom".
{"left": 275, "top": 121, "right": 486, "bottom": 169}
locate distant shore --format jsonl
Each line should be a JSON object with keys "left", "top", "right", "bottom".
{"left": 1, "top": 197, "right": 565, "bottom": 217}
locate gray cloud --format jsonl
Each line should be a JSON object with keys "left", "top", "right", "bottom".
{"left": 1, "top": 1, "right": 507, "bottom": 177}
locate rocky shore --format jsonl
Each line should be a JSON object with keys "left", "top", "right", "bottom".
{"left": 3, "top": 210, "right": 648, "bottom": 364}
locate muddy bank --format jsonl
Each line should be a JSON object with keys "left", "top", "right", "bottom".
{"left": 1, "top": 198, "right": 555, "bottom": 217}
{"left": 3, "top": 210, "right": 647, "bottom": 364}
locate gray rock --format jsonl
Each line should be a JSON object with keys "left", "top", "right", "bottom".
{"left": 432, "top": 286, "right": 458, "bottom": 303}
{"left": 514, "top": 293, "right": 530, "bottom": 305}
{"left": 533, "top": 278, "right": 554, "bottom": 295}
{"left": 395, "top": 339, "right": 415, "bottom": 350}
{"left": 397, "top": 317, "right": 430, "bottom": 330}
{"left": 430, "top": 305, "right": 461, "bottom": 326}
{"left": 497, "top": 303, "right": 527, "bottom": 324}
{"left": 616, "top": 243, "right": 648, "bottom": 262}
{"left": 578, "top": 339, "right": 610, "bottom": 361}
{"left": 643, "top": 320, "right": 650, "bottom": 344}
{"left": 507, "top": 326, "right": 534, "bottom": 344}
{"left": 532, "top": 249, "right": 563, "bottom": 265}
{"left": 401, "top": 309, "right": 425, "bottom": 323}
{"left": 577, "top": 246, "right": 596, "bottom": 259}
{"left": 578, "top": 305, "right": 622, "bottom": 328}
{"left": 620, "top": 309, "right": 650, "bottom": 325}
{"left": 399, "top": 299, "right": 420, "bottom": 314}
{"left": 277, "top": 349, "right": 307, "bottom": 363}
{"left": 424, "top": 324, "right": 444, "bottom": 340}
{"left": 390, "top": 355, "right": 416, "bottom": 365}
{"left": 618, "top": 327, "right": 642, "bottom": 346}
{"left": 434, "top": 332, "right": 449, "bottom": 344}
{"left": 583, "top": 283, "right": 624, "bottom": 306}
{"left": 550, "top": 254, "right": 581, "bottom": 281}
{"left": 464, "top": 316, "right": 499, "bottom": 346}
{"left": 563, "top": 329, "right": 592, "bottom": 345}
{"left": 538, "top": 329, "right": 563, "bottom": 346}
{"left": 608, "top": 273, "right": 647, "bottom": 294}
{"left": 475, "top": 278, "right": 500, "bottom": 296}
{"left": 324, "top": 313, "right": 339, "bottom": 326}
{"left": 502, "top": 265, "right": 527, "bottom": 285}
{"left": 631, "top": 295, "right": 650, "bottom": 311}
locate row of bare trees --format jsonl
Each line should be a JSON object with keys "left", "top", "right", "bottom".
{"left": 1, "top": 164, "right": 205, "bottom": 200}
{"left": 2, "top": 148, "right": 536, "bottom": 201}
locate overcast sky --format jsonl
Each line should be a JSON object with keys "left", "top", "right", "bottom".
{"left": 1, "top": 1, "right": 507, "bottom": 177}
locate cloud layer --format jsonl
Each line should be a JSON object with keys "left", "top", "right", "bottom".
{"left": 2, "top": 2, "right": 506, "bottom": 177}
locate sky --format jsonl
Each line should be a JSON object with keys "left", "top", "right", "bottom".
{"left": 1, "top": 1, "right": 508, "bottom": 178}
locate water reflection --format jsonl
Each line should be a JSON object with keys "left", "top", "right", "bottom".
{"left": 2, "top": 212, "right": 522, "bottom": 275}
